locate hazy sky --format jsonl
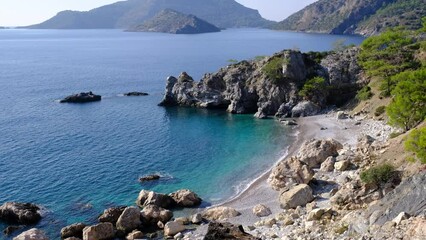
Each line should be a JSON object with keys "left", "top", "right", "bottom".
{"left": 0, "top": 0, "right": 317, "bottom": 26}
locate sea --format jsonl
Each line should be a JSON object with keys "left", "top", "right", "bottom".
{"left": 0, "top": 28, "right": 364, "bottom": 239}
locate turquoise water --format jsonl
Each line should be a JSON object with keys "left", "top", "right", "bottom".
{"left": 0, "top": 28, "right": 364, "bottom": 238}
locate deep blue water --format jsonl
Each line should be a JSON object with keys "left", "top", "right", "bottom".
{"left": 0, "top": 28, "right": 364, "bottom": 239}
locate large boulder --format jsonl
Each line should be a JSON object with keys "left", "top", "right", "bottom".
{"left": 164, "top": 221, "right": 186, "bottom": 236}
{"left": 0, "top": 202, "right": 41, "bottom": 224}
{"left": 252, "top": 204, "right": 272, "bottom": 217}
{"left": 202, "top": 207, "right": 240, "bottom": 221}
{"left": 61, "top": 223, "right": 86, "bottom": 239}
{"left": 204, "top": 222, "right": 258, "bottom": 240}
{"left": 60, "top": 92, "right": 101, "bottom": 103}
{"left": 13, "top": 228, "right": 49, "bottom": 240}
{"left": 82, "top": 223, "right": 115, "bottom": 240}
{"left": 279, "top": 184, "right": 314, "bottom": 209}
{"left": 136, "top": 190, "right": 175, "bottom": 209}
{"left": 268, "top": 156, "right": 314, "bottom": 190}
{"left": 297, "top": 138, "right": 343, "bottom": 168}
{"left": 116, "top": 207, "right": 142, "bottom": 233}
{"left": 140, "top": 204, "right": 173, "bottom": 226}
{"left": 98, "top": 206, "right": 126, "bottom": 224}
{"left": 291, "top": 101, "right": 321, "bottom": 118}
{"left": 169, "top": 189, "right": 202, "bottom": 207}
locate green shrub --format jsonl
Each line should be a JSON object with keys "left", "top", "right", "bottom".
{"left": 262, "top": 57, "right": 285, "bottom": 82}
{"left": 404, "top": 127, "right": 426, "bottom": 164}
{"left": 356, "top": 86, "right": 373, "bottom": 101}
{"left": 360, "top": 164, "right": 395, "bottom": 185}
{"left": 374, "top": 106, "right": 386, "bottom": 116}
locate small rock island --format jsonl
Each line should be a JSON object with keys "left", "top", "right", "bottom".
{"left": 60, "top": 92, "right": 101, "bottom": 103}
{"left": 128, "top": 9, "right": 221, "bottom": 34}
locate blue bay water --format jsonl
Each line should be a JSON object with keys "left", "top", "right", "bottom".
{"left": 0, "top": 29, "right": 363, "bottom": 238}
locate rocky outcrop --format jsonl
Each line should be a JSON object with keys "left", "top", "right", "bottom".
{"left": 116, "top": 207, "right": 141, "bottom": 233}
{"left": 136, "top": 190, "right": 175, "bottom": 209}
{"left": 297, "top": 138, "right": 343, "bottom": 168}
{"left": 202, "top": 207, "right": 241, "bottom": 221}
{"left": 60, "top": 92, "right": 101, "bottom": 103}
{"left": 61, "top": 223, "right": 86, "bottom": 239}
{"left": 98, "top": 206, "right": 126, "bottom": 224}
{"left": 268, "top": 157, "right": 314, "bottom": 190}
{"left": 279, "top": 184, "right": 314, "bottom": 209}
{"left": 159, "top": 48, "right": 362, "bottom": 118}
{"left": 140, "top": 204, "right": 173, "bottom": 226}
{"left": 204, "top": 222, "right": 258, "bottom": 240}
{"left": 82, "top": 223, "right": 115, "bottom": 240}
{"left": 365, "top": 173, "right": 426, "bottom": 225}
{"left": 169, "top": 189, "right": 202, "bottom": 207}
{"left": 0, "top": 202, "right": 41, "bottom": 225}
{"left": 129, "top": 9, "right": 221, "bottom": 34}
{"left": 13, "top": 228, "right": 49, "bottom": 240}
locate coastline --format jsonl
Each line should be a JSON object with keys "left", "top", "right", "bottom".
{"left": 218, "top": 113, "right": 364, "bottom": 226}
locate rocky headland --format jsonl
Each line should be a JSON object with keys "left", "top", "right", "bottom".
{"left": 129, "top": 9, "right": 221, "bottom": 34}
{"left": 159, "top": 47, "right": 363, "bottom": 119}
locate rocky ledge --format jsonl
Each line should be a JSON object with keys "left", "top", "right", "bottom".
{"left": 159, "top": 47, "right": 364, "bottom": 119}
{"left": 0, "top": 202, "right": 41, "bottom": 225}
{"left": 60, "top": 92, "right": 101, "bottom": 103}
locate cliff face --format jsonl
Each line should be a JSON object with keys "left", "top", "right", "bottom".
{"left": 129, "top": 9, "right": 220, "bottom": 34}
{"left": 275, "top": 0, "right": 426, "bottom": 36}
{"left": 26, "top": 0, "right": 272, "bottom": 29}
{"left": 159, "top": 48, "right": 364, "bottom": 118}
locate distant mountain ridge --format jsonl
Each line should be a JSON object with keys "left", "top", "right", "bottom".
{"left": 275, "top": 0, "right": 426, "bottom": 36}
{"left": 27, "top": 0, "right": 272, "bottom": 29}
{"left": 129, "top": 9, "right": 221, "bottom": 34}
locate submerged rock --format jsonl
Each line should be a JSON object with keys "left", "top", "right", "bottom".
{"left": 60, "top": 92, "right": 101, "bottom": 103}
{"left": 0, "top": 202, "right": 41, "bottom": 225}
{"left": 124, "top": 92, "right": 149, "bottom": 96}
{"left": 139, "top": 174, "right": 160, "bottom": 183}
{"left": 3, "top": 226, "right": 22, "bottom": 236}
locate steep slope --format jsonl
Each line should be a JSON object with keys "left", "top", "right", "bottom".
{"left": 26, "top": 0, "right": 272, "bottom": 29}
{"left": 129, "top": 9, "right": 220, "bottom": 34}
{"left": 275, "top": 0, "right": 426, "bottom": 36}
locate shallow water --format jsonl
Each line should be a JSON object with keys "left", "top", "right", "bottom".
{"left": 0, "top": 28, "right": 363, "bottom": 238}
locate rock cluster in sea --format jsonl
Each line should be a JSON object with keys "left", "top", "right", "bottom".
{"left": 60, "top": 92, "right": 101, "bottom": 103}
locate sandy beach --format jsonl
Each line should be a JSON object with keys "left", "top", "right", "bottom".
{"left": 219, "top": 113, "right": 367, "bottom": 226}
